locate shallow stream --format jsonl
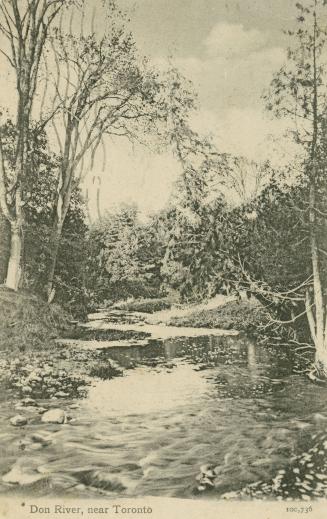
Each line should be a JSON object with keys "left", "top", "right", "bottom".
{"left": 1, "top": 315, "right": 327, "bottom": 499}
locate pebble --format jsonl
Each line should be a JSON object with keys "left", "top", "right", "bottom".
{"left": 21, "top": 364, "right": 34, "bottom": 372}
{"left": 75, "top": 484, "right": 86, "bottom": 491}
{"left": 202, "top": 477, "right": 214, "bottom": 487}
{"left": 54, "top": 391, "right": 69, "bottom": 398}
{"left": 69, "top": 403, "right": 80, "bottom": 409}
{"left": 10, "top": 415, "right": 27, "bottom": 427}
{"left": 41, "top": 409, "right": 66, "bottom": 424}
{"left": 29, "top": 443, "right": 43, "bottom": 451}
{"left": 200, "top": 464, "right": 214, "bottom": 476}
{"left": 29, "top": 376, "right": 42, "bottom": 384}
{"left": 15, "top": 406, "right": 37, "bottom": 413}
{"left": 20, "top": 398, "right": 37, "bottom": 407}
{"left": 313, "top": 413, "right": 327, "bottom": 424}
{"left": 22, "top": 385, "right": 32, "bottom": 394}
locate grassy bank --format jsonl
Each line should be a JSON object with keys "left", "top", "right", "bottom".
{"left": 0, "top": 287, "right": 71, "bottom": 354}
{"left": 64, "top": 327, "right": 150, "bottom": 341}
{"left": 0, "top": 288, "right": 125, "bottom": 400}
{"left": 112, "top": 297, "right": 173, "bottom": 314}
{"left": 164, "top": 298, "right": 315, "bottom": 374}
{"left": 0, "top": 287, "right": 153, "bottom": 355}
{"left": 166, "top": 298, "right": 270, "bottom": 335}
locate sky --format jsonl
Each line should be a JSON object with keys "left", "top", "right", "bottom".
{"left": 85, "top": 0, "right": 298, "bottom": 217}
{"left": 0, "top": 0, "right": 302, "bottom": 217}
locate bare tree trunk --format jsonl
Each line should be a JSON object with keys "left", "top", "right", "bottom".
{"left": 309, "top": 185, "right": 326, "bottom": 373}
{"left": 0, "top": 0, "right": 68, "bottom": 292}
{"left": 305, "top": 5, "right": 327, "bottom": 376}
{"left": 0, "top": 132, "right": 24, "bottom": 290}
{"left": 6, "top": 222, "right": 22, "bottom": 290}
{"left": 46, "top": 222, "right": 63, "bottom": 302}
{"left": 46, "top": 172, "right": 74, "bottom": 302}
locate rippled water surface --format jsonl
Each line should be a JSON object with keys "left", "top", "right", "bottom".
{"left": 1, "top": 328, "right": 327, "bottom": 499}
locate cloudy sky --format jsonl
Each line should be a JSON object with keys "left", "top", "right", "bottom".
{"left": 0, "top": 1, "right": 301, "bottom": 216}
{"left": 85, "top": 0, "right": 299, "bottom": 216}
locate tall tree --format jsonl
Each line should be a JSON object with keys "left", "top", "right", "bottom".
{"left": 86, "top": 204, "right": 164, "bottom": 303}
{"left": 266, "top": 0, "right": 327, "bottom": 375}
{"left": 43, "top": 23, "right": 195, "bottom": 301}
{"left": 0, "top": 0, "right": 76, "bottom": 290}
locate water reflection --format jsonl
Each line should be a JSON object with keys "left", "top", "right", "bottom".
{"left": 86, "top": 364, "right": 209, "bottom": 416}
{"left": 0, "top": 333, "right": 327, "bottom": 499}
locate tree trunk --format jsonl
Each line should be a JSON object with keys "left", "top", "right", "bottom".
{"left": 46, "top": 160, "right": 75, "bottom": 302}
{"left": 315, "top": 343, "right": 327, "bottom": 377}
{"left": 46, "top": 220, "right": 63, "bottom": 303}
{"left": 6, "top": 223, "right": 22, "bottom": 291}
{"left": 307, "top": 184, "right": 327, "bottom": 376}
{"left": 4, "top": 91, "right": 30, "bottom": 292}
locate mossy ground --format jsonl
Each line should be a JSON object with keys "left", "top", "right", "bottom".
{"left": 0, "top": 286, "right": 71, "bottom": 355}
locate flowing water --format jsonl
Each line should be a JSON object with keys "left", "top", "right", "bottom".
{"left": 1, "top": 319, "right": 327, "bottom": 500}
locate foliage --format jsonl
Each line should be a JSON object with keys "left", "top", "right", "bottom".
{"left": 86, "top": 204, "right": 165, "bottom": 304}
{"left": 0, "top": 119, "right": 90, "bottom": 317}
{"left": 88, "top": 362, "right": 123, "bottom": 380}
{"left": 219, "top": 155, "right": 273, "bottom": 205}
{"left": 159, "top": 173, "right": 312, "bottom": 340}
{"left": 0, "top": 0, "right": 75, "bottom": 290}
{"left": 65, "top": 328, "right": 150, "bottom": 341}
{"left": 263, "top": 0, "right": 327, "bottom": 372}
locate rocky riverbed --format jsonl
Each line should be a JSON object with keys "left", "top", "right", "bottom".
{"left": 0, "top": 311, "right": 327, "bottom": 500}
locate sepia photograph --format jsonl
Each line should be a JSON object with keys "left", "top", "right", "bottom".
{"left": 0, "top": 0, "right": 327, "bottom": 518}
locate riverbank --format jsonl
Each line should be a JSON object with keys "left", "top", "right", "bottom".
{"left": 106, "top": 294, "right": 265, "bottom": 336}
{"left": 0, "top": 287, "right": 306, "bottom": 354}
{"left": 163, "top": 298, "right": 268, "bottom": 334}
{"left": 1, "top": 290, "right": 325, "bottom": 501}
{"left": 1, "top": 313, "right": 326, "bottom": 500}
{"left": 0, "top": 288, "right": 124, "bottom": 402}
{"left": 0, "top": 287, "right": 71, "bottom": 354}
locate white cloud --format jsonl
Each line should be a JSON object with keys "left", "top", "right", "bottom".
{"left": 204, "top": 23, "right": 268, "bottom": 59}
{"left": 190, "top": 105, "right": 296, "bottom": 167}
{"left": 175, "top": 46, "right": 286, "bottom": 116}
{"left": 171, "top": 29, "right": 289, "bottom": 167}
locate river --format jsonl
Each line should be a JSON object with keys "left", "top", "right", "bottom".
{"left": 0, "top": 315, "right": 327, "bottom": 500}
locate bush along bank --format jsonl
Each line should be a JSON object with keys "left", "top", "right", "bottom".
{"left": 166, "top": 297, "right": 316, "bottom": 379}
